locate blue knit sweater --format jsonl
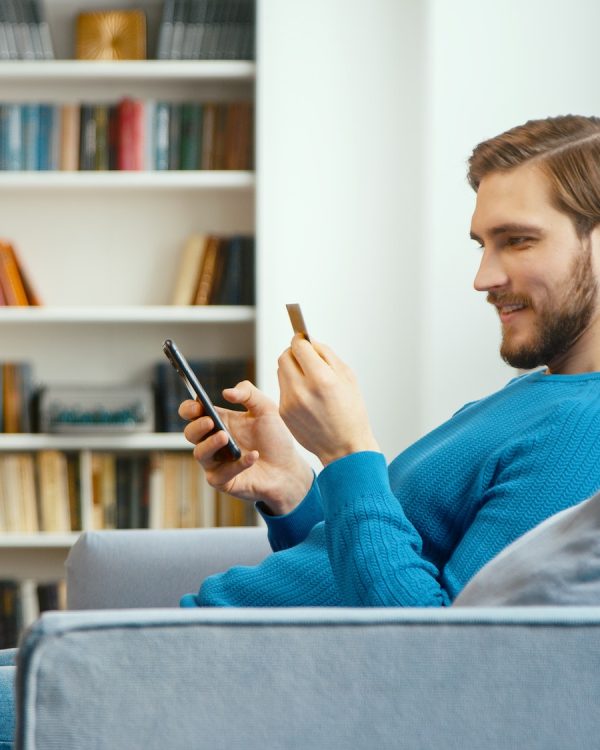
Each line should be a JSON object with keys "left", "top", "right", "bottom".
{"left": 180, "top": 370, "right": 600, "bottom": 607}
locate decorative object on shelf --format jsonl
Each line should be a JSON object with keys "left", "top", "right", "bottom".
{"left": 38, "top": 385, "right": 155, "bottom": 434}
{"left": 76, "top": 10, "right": 147, "bottom": 60}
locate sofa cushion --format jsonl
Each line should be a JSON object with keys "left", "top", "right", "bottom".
{"left": 453, "top": 489, "right": 600, "bottom": 606}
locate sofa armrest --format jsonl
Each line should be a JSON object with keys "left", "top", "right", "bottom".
{"left": 15, "top": 606, "right": 600, "bottom": 750}
{"left": 65, "top": 527, "right": 271, "bottom": 609}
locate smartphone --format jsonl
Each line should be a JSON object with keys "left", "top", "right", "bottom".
{"left": 286, "top": 303, "right": 311, "bottom": 342}
{"left": 162, "top": 339, "right": 242, "bottom": 462}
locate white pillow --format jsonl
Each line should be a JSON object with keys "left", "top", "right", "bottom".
{"left": 453, "top": 489, "right": 600, "bottom": 606}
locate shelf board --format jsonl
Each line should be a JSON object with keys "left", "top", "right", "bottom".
{"left": 0, "top": 60, "right": 256, "bottom": 82}
{"left": 0, "top": 171, "right": 255, "bottom": 190}
{"left": 0, "top": 532, "right": 80, "bottom": 548}
{"left": 0, "top": 433, "right": 190, "bottom": 451}
{"left": 0, "top": 305, "right": 255, "bottom": 324}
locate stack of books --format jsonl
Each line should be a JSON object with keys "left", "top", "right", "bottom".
{"left": 171, "top": 234, "right": 255, "bottom": 306}
{"left": 0, "top": 99, "right": 254, "bottom": 172}
{"left": 156, "top": 0, "right": 255, "bottom": 60}
{"left": 0, "top": 0, "right": 54, "bottom": 60}
{"left": 0, "top": 580, "right": 65, "bottom": 649}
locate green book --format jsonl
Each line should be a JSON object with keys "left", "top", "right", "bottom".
{"left": 179, "top": 102, "right": 202, "bottom": 169}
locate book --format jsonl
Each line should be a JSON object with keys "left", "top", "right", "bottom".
{"left": 154, "top": 101, "right": 170, "bottom": 170}
{"left": 94, "top": 104, "right": 109, "bottom": 171}
{"left": 193, "top": 235, "right": 221, "bottom": 304}
{"left": 59, "top": 103, "right": 80, "bottom": 171}
{"left": 21, "top": 102, "right": 39, "bottom": 170}
{"left": 179, "top": 102, "right": 202, "bottom": 170}
{"left": 117, "top": 98, "right": 144, "bottom": 171}
{"left": 156, "top": 0, "right": 175, "bottom": 59}
{"left": 171, "top": 233, "right": 207, "bottom": 305}
{"left": 36, "top": 450, "right": 71, "bottom": 532}
{"left": 79, "top": 104, "right": 96, "bottom": 171}
{"left": 0, "top": 241, "right": 29, "bottom": 305}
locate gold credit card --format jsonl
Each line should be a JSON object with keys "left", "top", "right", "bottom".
{"left": 286, "top": 303, "right": 311, "bottom": 342}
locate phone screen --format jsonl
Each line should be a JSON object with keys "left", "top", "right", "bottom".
{"left": 162, "top": 339, "right": 242, "bottom": 461}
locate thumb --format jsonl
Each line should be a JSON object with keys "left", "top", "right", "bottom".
{"left": 222, "top": 380, "right": 276, "bottom": 415}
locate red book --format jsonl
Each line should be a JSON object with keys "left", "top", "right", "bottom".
{"left": 117, "top": 98, "right": 144, "bottom": 171}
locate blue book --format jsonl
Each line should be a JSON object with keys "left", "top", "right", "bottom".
{"left": 154, "top": 102, "right": 170, "bottom": 170}
{"left": 21, "top": 102, "right": 40, "bottom": 170}
{"left": 37, "top": 103, "right": 53, "bottom": 170}
{"left": 4, "top": 103, "right": 23, "bottom": 170}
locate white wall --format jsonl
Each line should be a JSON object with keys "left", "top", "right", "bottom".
{"left": 257, "top": 0, "right": 427, "bottom": 461}
{"left": 257, "top": 0, "right": 600, "bottom": 459}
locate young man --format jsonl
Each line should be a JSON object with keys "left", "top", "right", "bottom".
{"left": 179, "top": 114, "right": 600, "bottom": 608}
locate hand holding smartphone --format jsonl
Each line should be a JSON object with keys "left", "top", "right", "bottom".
{"left": 162, "top": 339, "right": 242, "bottom": 462}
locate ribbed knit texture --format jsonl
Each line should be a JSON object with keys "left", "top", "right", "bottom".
{"left": 180, "top": 370, "right": 600, "bottom": 607}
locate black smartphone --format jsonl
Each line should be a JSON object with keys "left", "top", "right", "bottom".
{"left": 162, "top": 339, "right": 242, "bottom": 462}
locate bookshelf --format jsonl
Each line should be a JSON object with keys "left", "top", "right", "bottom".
{"left": 0, "top": 1, "right": 257, "bottom": 585}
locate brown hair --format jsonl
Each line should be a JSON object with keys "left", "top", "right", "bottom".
{"left": 467, "top": 115, "right": 600, "bottom": 237}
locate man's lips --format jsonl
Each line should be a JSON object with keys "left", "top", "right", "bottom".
{"left": 495, "top": 303, "right": 528, "bottom": 322}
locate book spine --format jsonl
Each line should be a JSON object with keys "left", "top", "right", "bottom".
{"left": 156, "top": 0, "right": 175, "bottom": 60}
{"left": 154, "top": 101, "right": 170, "bottom": 170}
{"left": 79, "top": 104, "right": 96, "bottom": 171}
{"left": 94, "top": 104, "right": 109, "bottom": 171}
{"left": 21, "top": 103, "right": 39, "bottom": 171}
{"left": 179, "top": 102, "right": 202, "bottom": 169}
{"left": 59, "top": 103, "right": 80, "bottom": 171}
{"left": 3, "top": 103, "right": 22, "bottom": 170}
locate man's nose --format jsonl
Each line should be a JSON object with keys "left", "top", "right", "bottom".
{"left": 473, "top": 248, "right": 510, "bottom": 292}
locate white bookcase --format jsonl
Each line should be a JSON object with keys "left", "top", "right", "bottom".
{"left": 0, "top": 3, "right": 257, "bottom": 578}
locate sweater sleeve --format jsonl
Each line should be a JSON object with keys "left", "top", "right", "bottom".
{"left": 319, "top": 451, "right": 450, "bottom": 607}
{"left": 255, "top": 472, "right": 325, "bottom": 552}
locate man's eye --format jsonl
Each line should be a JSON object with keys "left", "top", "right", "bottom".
{"left": 507, "top": 236, "right": 531, "bottom": 247}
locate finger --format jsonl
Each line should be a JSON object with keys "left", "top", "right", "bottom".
{"left": 192, "top": 429, "right": 231, "bottom": 467}
{"left": 277, "top": 349, "right": 307, "bottom": 394}
{"left": 178, "top": 399, "right": 202, "bottom": 421}
{"left": 311, "top": 340, "right": 346, "bottom": 369}
{"left": 203, "top": 448, "right": 260, "bottom": 489}
{"left": 221, "top": 380, "right": 276, "bottom": 414}
{"left": 183, "top": 415, "right": 215, "bottom": 446}
{"left": 290, "top": 335, "right": 335, "bottom": 376}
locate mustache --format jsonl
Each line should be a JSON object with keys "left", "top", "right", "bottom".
{"left": 487, "top": 292, "right": 534, "bottom": 308}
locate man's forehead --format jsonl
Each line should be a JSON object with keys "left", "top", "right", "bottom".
{"left": 470, "top": 165, "right": 555, "bottom": 236}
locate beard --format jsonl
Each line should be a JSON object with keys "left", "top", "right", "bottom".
{"left": 493, "top": 243, "right": 598, "bottom": 370}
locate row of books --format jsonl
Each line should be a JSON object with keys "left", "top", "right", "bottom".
{"left": 0, "top": 99, "right": 254, "bottom": 172}
{"left": 0, "top": 450, "right": 254, "bottom": 533}
{"left": 0, "top": 0, "right": 54, "bottom": 60}
{"left": 155, "top": 356, "right": 253, "bottom": 433}
{"left": 157, "top": 0, "right": 255, "bottom": 60}
{"left": 0, "top": 579, "right": 65, "bottom": 649}
{"left": 171, "top": 234, "right": 255, "bottom": 306}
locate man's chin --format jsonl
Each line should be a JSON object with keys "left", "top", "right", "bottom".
{"left": 500, "top": 342, "right": 544, "bottom": 370}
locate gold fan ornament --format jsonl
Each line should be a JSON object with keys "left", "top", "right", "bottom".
{"left": 76, "top": 10, "right": 147, "bottom": 60}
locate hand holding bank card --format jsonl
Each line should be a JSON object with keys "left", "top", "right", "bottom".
{"left": 286, "top": 303, "right": 311, "bottom": 342}
{"left": 162, "top": 339, "right": 242, "bottom": 462}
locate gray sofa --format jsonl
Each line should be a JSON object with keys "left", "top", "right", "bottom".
{"left": 13, "top": 528, "right": 600, "bottom": 749}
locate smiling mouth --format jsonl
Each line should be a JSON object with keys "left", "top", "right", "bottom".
{"left": 497, "top": 304, "right": 527, "bottom": 321}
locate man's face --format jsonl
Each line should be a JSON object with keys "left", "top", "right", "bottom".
{"left": 470, "top": 164, "right": 599, "bottom": 372}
